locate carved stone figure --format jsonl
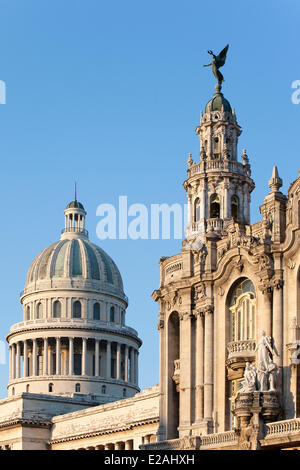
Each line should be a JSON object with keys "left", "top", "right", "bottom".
{"left": 255, "top": 331, "right": 276, "bottom": 371}
{"left": 240, "top": 362, "right": 256, "bottom": 393}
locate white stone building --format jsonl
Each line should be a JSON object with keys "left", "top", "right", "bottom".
{"left": 1, "top": 80, "right": 300, "bottom": 450}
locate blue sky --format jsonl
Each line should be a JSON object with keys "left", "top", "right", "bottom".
{"left": 0, "top": 0, "right": 299, "bottom": 397}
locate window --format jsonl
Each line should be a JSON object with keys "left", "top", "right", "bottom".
{"left": 231, "top": 195, "right": 239, "bottom": 220}
{"left": 26, "top": 306, "right": 30, "bottom": 321}
{"left": 93, "top": 303, "right": 100, "bottom": 321}
{"left": 49, "top": 383, "right": 53, "bottom": 393}
{"left": 75, "top": 383, "right": 81, "bottom": 393}
{"left": 102, "top": 385, "right": 106, "bottom": 394}
{"left": 194, "top": 198, "right": 201, "bottom": 223}
{"left": 26, "top": 384, "right": 30, "bottom": 393}
{"left": 53, "top": 300, "right": 61, "bottom": 318}
{"left": 210, "top": 194, "right": 220, "bottom": 218}
{"left": 36, "top": 302, "right": 43, "bottom": 319}
{"left": 123, "top": 388, "right": 126, "bottom": 397}
{"left": 73, "top": 300, "right": 81, "bottom": 319}
{"left": 229, "top": 279, "right": 256, "bottom": 342}
{"left": 110, "top": 306, "right": 115, "bottom": 323}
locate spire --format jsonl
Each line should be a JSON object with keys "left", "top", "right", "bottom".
{"left": 268, "top": 166, "right": 283, "bottom": 192}
{"left": 74, "top": 181, "right": 77, "bottom": 202}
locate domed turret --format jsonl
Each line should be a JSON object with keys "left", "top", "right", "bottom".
{"left": 7, "top": 198, "right": 141, "bottom": 402}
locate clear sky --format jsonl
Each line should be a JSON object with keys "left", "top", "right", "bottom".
{"left": 0, "top": 0, "right": 299, "bottom": 397}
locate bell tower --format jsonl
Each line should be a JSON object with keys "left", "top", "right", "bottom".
{"left": 184, "top": 83, "right": 255, "bottom": 243}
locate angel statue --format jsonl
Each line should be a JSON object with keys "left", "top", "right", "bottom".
{"left": 255, "top": 331, "right": 277, "bottom": 371}
{"left": 203, "top": 44, "right": 229, "bottom": 86}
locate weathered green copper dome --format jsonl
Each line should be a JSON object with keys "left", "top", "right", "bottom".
{"left": 66, "top": 200, "right": 85, "bottom": 210}
{"left": 205, "top": 84, "right": 232, "bottom": 114}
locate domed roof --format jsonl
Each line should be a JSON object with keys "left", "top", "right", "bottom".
{"left": 25, "top": 238, "right": 125, "bottom": 299}
{"left": 205, "top": 85, "right": 232, "bottom": 114}
{"left": 66, "top": 200, "right": 85, "bottom": 210}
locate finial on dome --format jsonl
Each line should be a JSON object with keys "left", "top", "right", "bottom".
{"left": 268, "top": 166, "right": 283, "bottom": 192}
{"left": 74, "top": 181, "right": 77, "bottom": 202}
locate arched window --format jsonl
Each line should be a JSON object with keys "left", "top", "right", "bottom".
{"left": 228, "top": 279, "right": 256, "bottom": 342}
{"left": 73, "top": 301, "right": 81, "bottom": 319}
{"left": 75, "top": 383, "right": 80, "bottom": 393}
{"left": 26, "top": 384, "right": 30, "bottom": 393}
{"left": 194, "top": 198, "right": 201, "bottom": 223}
{"left": 12, "top": 387, "right": 15, "bottom": 396}
{"left": 210, "top": 194, "right": 220, "bottom": 218}
{"left": 123, "top": 388, "right": 126, "bottom": 397}
{"left": 53, "top": 301, "right": 61, "bottom": 318}
{"left": 36, "top": 302, "right": 43, "bottom": 319}
{"left": 102, "top": 385, "right": 106, "bottom": 394}
{"left": 26, "top": 306, "right": 30, "bottom": 321}
{"left": 93, "top": 302, "right": 100, "bottom": 320}
{"left": 231, "top": 195, "right": 239, "bottom": 220}
{"left": 49, "top": 383, "right": 53, "bottom": 393}
{"left": 110, "top": 306, "right": 115, "bottom": 323}
{"left": 213, "top": 136, "right": 220, "bottom": 157}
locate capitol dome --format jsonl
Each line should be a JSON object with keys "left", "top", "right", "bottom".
{"left": 25, "top": 237, "right": 124, "bottom": 298}
{"left": 7, "top": 197, "right": 141, "bottom": 402}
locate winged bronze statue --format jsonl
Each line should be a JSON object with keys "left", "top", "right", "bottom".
{"left": 204, "top": 44, "right": 229, "bottom": 85}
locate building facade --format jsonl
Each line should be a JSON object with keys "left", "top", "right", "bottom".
{"left": 1, "top": 80, "right": 300, "bottom": 450}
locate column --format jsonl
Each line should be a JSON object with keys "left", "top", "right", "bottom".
{"left": 43, "top": 338, "right": 48, "bottom": 375}
{"left": 273, "top": 277, "right": 283, "bottom": 386}
{"left": 82, "top": 338, "right": 87, "bottom": 376}
{"left": 261, "top": 287, "right": 272, "bottom": 336}
{"left": 69, "top": 337, "right": 74, "bottom": 375}
{"left": 95, "top": 339, "right": 100, "bottom": 377}
{"left": 11, "top": 344, "right": 16, "bottom": 380}
{"left": 130, "top": 347, "right": 134, "bottom": 383}
{"left": 124, "top": 345, "right": 129, "bottom": 382}
{"left": 106, "top": 341, "right": 111, "bottom": 379}
{"left": 134, "top": 350, "right": 139, "bottom": 385}
{"left": 16, "top": 342, "right": 21, "bottom": 379}
{"left": 195, "top": 312, "right": 204, "bottom": 422}
{"left": 125, "top": 440, "right": 133, "bottom": 450}
{"left": 56, "top": 337, "right": 61, "bottom": 375}
{"left": 8, "top": 346, "right": 12, "bottom": 380}
{"left": 204, "top": 307, "right": 214, "bottom": 421}
{"left": 23, "top": 340, "right": 28, "bottom": 377}
{"left": 179, "top": 312, "right": 193, "bottom": 431}
{"left": 32, "top": 339, "right": 37, "bottom": 376}
{"left": 116, "top": 343, "right": 121, "bottom": 380}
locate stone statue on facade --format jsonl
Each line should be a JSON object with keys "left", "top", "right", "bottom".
{"left": 240, "top": 362, "right": 256, "bottom": 393}
{"left": 255, "top": 331, "right": 276, "bottom": 371}
{"left": 203, "top": 44, "right": 229, "bottom": 86}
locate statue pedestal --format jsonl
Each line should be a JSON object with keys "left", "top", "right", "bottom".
{"left": 233, "top": 391, "right": 281, "bottom": 450}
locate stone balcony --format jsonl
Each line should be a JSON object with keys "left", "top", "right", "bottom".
{"left": 261, "top": 418, "right": 300, "bottom": 449}
{"left": 187, "top": 159, "right": 250, "bottom": 179}
{"left": 226, "top": 339, "right": 256, "bottom": 380}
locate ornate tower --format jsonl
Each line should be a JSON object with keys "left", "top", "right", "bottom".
{"left": 184, "top": 83, "right": 255, "bottom": 244}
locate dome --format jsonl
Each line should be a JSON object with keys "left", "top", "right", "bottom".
{"left": 66, "top": 200, "right": 85, "bottom": 210}
{"left": 25, "top": 237, "right": 125, "bottom": 300}
{"left": 205, "top": 89, "right": 232, "bottom": 114}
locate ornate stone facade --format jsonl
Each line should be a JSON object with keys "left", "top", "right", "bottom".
{"left": 1, "top": 81, "right": 300, "bottom": 451}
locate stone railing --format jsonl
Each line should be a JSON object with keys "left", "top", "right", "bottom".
{"left": 206, "top": 218, "right": 224, "bottom": 232}
{"left": 188, "top": 160, "right": 249, "bottom": 178}
{"left": 8, "top": 318, "right": 139, "bottom": 338}
{"left": 227, "top": 339, "right": 256, "bottom": 358}
{"left": 265, "top": 418, "right": 300, "bottom": 438}
{"left": 200, "top": 430, "right": 238, "bottom": 448}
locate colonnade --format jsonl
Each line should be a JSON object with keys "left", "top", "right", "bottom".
{"left": 9, "top": 336, "right": 139, "bottom": 385}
